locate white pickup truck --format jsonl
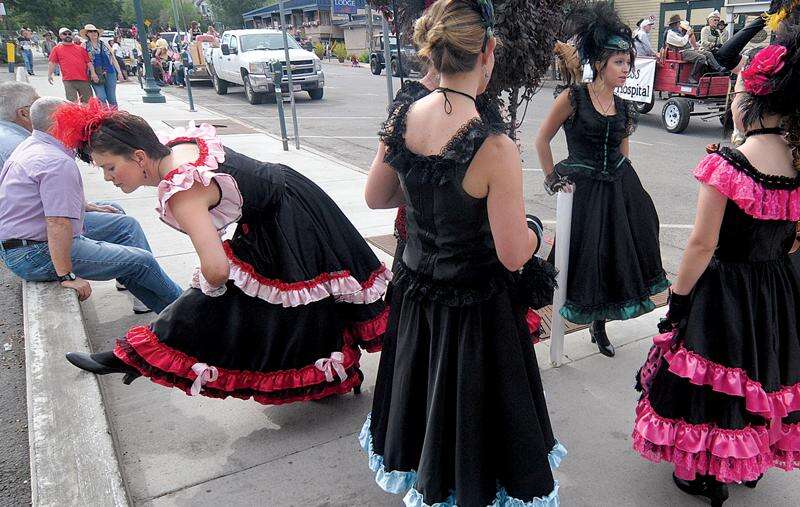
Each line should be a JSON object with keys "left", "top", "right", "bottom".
{"left": 206, "top": 29, "right": 325, "bottom": 104}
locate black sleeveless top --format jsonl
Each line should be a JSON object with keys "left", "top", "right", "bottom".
{"left": 380, "top": 101, "right": 512, "bottom": 305}
{"left": 712, "top": 148, "right": 800, "bottom": 263}
{"left": 555, "top": 83, "right": 638, "bottom": 182}
{"left": 216, "top": 147, "right": 286, "bottom": 222}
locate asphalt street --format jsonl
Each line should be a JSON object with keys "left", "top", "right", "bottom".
{"left": 167, "top": 61, "right": 730, "bottom": 277}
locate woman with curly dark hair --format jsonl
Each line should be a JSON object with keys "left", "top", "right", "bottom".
{"left": 535, "top": 2, "right": 668, "bottom": 357}
{"left": 633, "top": 19, "right": 800, "bottom": 505}
{"left": 56, "top": 100, "right": 391, "bottom": 406}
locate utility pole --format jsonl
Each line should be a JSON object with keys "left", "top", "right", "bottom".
{"left": 172, "top": 0, "right": 196, "bottom": 113}
{"left": 381, "top": 15, "right": 393, "bottom": 103}
{"left": 391, "top": 0, "right": 404, "bottom": 86}
{"left": 134, "top": 0, "right": 166, "bottom": 103}
{"left": 366, "top": 3, "right": 374, "bottom": 53}
{"left": 279, "top": 0, "right": 301, "bottom": 150}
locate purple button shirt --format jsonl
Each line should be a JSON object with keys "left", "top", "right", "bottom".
{"left": 0, "top": 130, "right": 85, "bottom": 241}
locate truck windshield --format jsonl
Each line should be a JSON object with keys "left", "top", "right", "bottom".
{"left": 241, "top": 34, "right": 301, "bottom": 52}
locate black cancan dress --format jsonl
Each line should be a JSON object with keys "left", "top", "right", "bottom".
{"left": 553, "top": 83, "right": 668, "bottom": 324}
{"left": 634, "top": 147, "right": 800, "bottom": 483}
{"left": 389, "top": 81, "right": 544, "bottom": 341}
{"left": 113, "top": 124, "right": 390, "bottom": 405}
{"left": 361, "top": 103, "right": 565, "bottom": 506}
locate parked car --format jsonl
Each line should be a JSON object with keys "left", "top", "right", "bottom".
{"left": 158, "top": 31, "right": 189, "bottom": 52}
{"left": 206, "top": 29, "right": 325, "bottom": 104}
{"left": 369, "top": 34, "right": 422, "bottom": 77}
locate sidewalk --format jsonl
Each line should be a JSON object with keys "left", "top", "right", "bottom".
{"left": 22, "top": 73, "right": 800, "bottom": 505}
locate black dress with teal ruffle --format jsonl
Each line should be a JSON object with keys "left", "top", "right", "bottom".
{"left": 552, "top": 83, "right": 668, "bottom": 324}
{"left": 362, "top": 102, "right": 565, "bottom": 506}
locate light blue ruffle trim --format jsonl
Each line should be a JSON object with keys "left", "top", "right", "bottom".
{"left": 359, "top": 415, "right": 566, "bottom": 506}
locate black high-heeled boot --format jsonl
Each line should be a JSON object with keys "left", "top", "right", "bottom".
{"left": 66, "top": 350, "right": 141, "bottom": 384}
{"left": 744, "top": 474, "right": 763, "bottom": 489}
{"left": 673, "top": 474, "right": 729, "bottom": 506}
{"left": 590, "top": 320, "right": 615, "bottom": 357}
{"left": 353, "top": 369, "right": 365, "bottom": 395}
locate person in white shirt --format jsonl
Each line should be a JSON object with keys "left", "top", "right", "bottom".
{"left": 633, "top": 18, "right": 657, "bottom": 57}
{"left": 700, "top": 10, "right": 728, "bottom": 51}
{"left": 665, "top": 16, "right": 726, "bottom": 82}
{"left": 111, "top": 37, "right": 129, "bottom": 80}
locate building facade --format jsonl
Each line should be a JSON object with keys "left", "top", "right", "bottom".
{"left": 242, "top": 0, "right": 369, "bottom": 45}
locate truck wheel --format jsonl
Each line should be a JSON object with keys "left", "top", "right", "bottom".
{"left": 662, "top": 98, "right": 691, "bottom": 134}
{"left": 309, "top": 88, "right": 324, "bottom": 100}
{"left": 244, "top": 75, "right": 265, "bottom": 105}
{"left": 213, "top": 71, "right": 228, "bottom": 95}
{"left": 370, "top": 57, "right": 382, "bottom": 75}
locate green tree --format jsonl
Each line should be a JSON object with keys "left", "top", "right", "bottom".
{"left": 208, "top": 0, "right": 271, "bottom": 29}
{"left": 119, "top": 0, "right": 200, "bottom": 32}
{"left": 5, "top": 0, "right": 123, "bottom": 31}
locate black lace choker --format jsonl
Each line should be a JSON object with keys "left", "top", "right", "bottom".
{"left": 436, "top": 87, "right": 476, "bottom": 115}
{"left": 744, "top": 127, "right": 785, "bottom": 138}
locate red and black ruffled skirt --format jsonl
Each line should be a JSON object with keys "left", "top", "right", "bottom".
{"left": 114, "top": 166, "right": 391, "bottom": 405}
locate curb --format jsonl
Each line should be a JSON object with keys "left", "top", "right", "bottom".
{"left": 23, "top": 281, "right": 128, "bottom": 506}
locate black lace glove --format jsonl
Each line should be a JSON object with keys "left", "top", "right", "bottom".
{"left": 657, "top": 291, "right": 691, "bottom": 333}
{"left": 526, "top": 214, "right": 544, "bottom": 255}
{"left": 544, "top": 170, "right": 572, "bottom": 196}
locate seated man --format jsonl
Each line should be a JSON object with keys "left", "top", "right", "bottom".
{"left": 633, "top": 18, "right": 657, "bottom": 58}
{"left": 0, "top": 97, "right": 182, "bottom": 314}
{"left": 0, "top": 82, "right": 38, "bottom": 167}
{"left": 665, "top": 15, "right": 726, "bottom": 82}
{"left": 700, "top": 10, "right": 728, "bottom": 51}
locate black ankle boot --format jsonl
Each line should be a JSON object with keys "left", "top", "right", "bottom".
{"left": 673, "top": 474, "right": 729, "bottom": 506}
{"left": 66, "top": 351, "right": 141, "bottom": 383}
{"left": 744, "top": 474, "right": 763, "bottom": 489}
{"left": 590, "top": 320, "right": 615, "bottom": 357}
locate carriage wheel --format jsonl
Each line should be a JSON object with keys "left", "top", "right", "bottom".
{"left": 662, "top": 98, "right": 691, "bottom": 134}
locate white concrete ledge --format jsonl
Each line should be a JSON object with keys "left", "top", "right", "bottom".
{"left": 23, "top": 281, "right": 128, "bottom": 506}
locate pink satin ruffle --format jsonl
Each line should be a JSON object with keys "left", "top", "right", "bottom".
{"left": 157, "top": 166, "right": 243, "bottom": 233}
{"left": 694, "top": 153, "right": 800, "bottom": 221}
{"left": 632, "top": 398, "right": 774, "bottom": 483}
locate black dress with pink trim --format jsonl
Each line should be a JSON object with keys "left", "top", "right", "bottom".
{"left": 633, "top": 147, "right": 800, "bottom": 483}
{"left": 113, "top": 124, "right": 390, "bottom": 405}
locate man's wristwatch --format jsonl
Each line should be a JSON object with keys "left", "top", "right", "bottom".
{"left": 58, "top": 272, "right": 77, "bottom": 282}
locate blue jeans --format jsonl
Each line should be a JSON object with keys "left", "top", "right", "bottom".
{"left": 22, "top": 49, "right": 34, "bottom": 74}
{"left": 91, "top": 71, "right": 118, "bottom": 106}
{"left": 0, "top": 202, "right": 182, "bottom": 313}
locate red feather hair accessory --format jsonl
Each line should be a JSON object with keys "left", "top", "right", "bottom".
{"left": 51, "top": 98, "right": 117, "bottom": 151}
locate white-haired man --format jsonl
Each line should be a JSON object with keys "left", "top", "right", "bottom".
{"left": 0, "top": 97, "right": 182, "bottom": 313}
{"left": 0, "top": 82, "right": 39, "bottom": 167}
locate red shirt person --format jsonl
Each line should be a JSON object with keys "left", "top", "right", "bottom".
{"left": 48, "top": 28, "right": 98, "bottom": 104}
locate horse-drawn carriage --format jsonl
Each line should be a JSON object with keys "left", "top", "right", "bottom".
{"left": 636, "top": 49, "right": 733, "bottom": 134}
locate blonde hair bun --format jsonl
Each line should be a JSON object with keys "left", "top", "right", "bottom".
{"left": 413, "top": 0, "right": 489, "bottom": 75}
